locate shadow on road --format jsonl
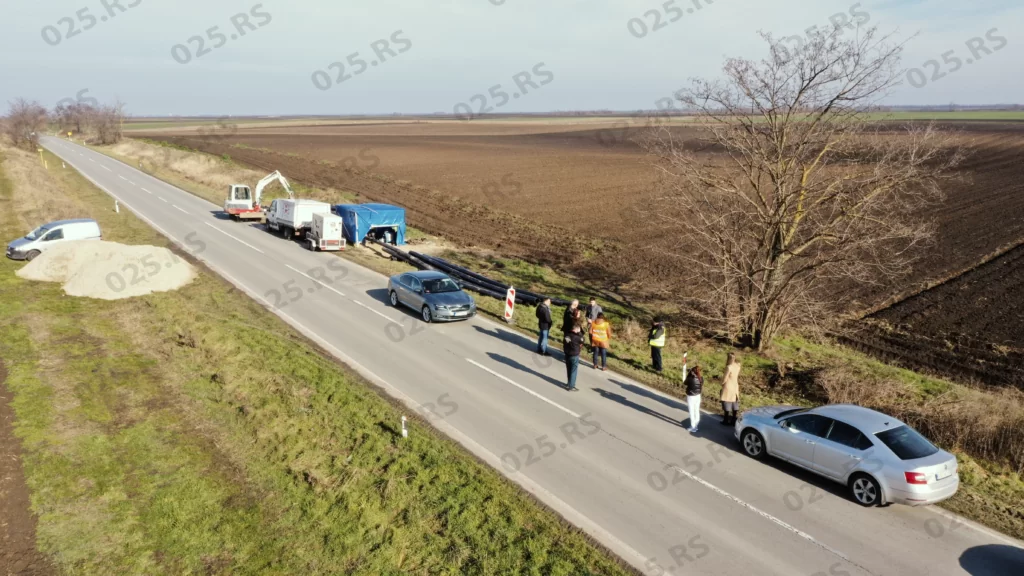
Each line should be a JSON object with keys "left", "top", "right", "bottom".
{"left": 209, "top": 210, "right": 232, "bottom": 221}
{"left": 365, "top": 288, "right": 390, "bottom": 305}
{"left": 486, "top": 352, "right": 567, "bottom": 391}
{"left": 609, "top": 379, "right": 689, "bottom": 412}
{"left": 960, "top": 544, "right": 1024, "bottom": 575}
{"left": 593, "top": 387, "right": 684, "bottom": 428}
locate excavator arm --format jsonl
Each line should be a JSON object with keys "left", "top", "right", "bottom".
{"left": 253, "top": 170, "right": 295, "bottom": 207}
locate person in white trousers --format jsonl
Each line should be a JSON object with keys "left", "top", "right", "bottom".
{"left": 684, "top": 364, "right": 704, "bottom": 432}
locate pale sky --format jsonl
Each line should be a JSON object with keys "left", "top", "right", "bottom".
{"left": 1, "top": 0, "right": 1021, "bottom": 115}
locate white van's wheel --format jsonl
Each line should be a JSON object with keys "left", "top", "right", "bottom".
{"left": 25, "top": 250, "right": 41, "bottom": 262}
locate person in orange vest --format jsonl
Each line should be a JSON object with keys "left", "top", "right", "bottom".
{"left": 589, "top": 312, "right": 612, "bottom": 371}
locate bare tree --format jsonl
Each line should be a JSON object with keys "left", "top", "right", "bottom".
{"left": 92, "top": 99, "right": 126, "bottom": 144}
{"left": 3, "top": 99, "right": 49, "bottom": 150}
{"left": 641, "top": 27, "right": 964, "bottom": 350}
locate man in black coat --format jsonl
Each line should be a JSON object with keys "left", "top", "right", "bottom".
{"left": 564, "top": 325, "right": 584, "bottom": 391}
{"left": 535, "top": 297, "right": 553, "bottom": 355}
{"left": 562, "top": 299, "right": 580, "bottom": 335}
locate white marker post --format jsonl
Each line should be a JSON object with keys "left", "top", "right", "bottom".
{"left": 114, "top": 200, "right": 120, "bottom": 214}
{"left": 681, "top": 352, "right": 688, "bottom": 381}
{"left": 62, "top": 162, "right": 66, "bottom": 169}
{"left": 401, "top": 415, "right": 408, "bottom": 438}
{"left": 504, "top": 286, "right": 516, "bottom": 323}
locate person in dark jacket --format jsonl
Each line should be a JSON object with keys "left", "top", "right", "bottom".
{"left": 648, "top": 317, "right": 666, "bottom": 373}
{"left": 535, "top": 297, "right": 553, "bottom": 355}
{"left": 564, "top": 324, "right": 584, "bottom": 391}
{"left": 562, "top": 299, "right": 580, "bottom": 335}
{"left": 684, "top": 365, "right": 704, "bottom": 433}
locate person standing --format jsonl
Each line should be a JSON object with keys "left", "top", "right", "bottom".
{"left": 564, "top": 324, "right": 584, "bottom": 391}
{"left": 684, "top": 365, "right": 704, "bottom": 432}
{"left": 562, "top": 299, "right": 580, "bottom": 336}
{"left": 585, "top": 298, "right": 603, "bottom": 348}
{"left": 648, "top": 317, "right": 666, "bottom": 373}
{"left": 535, "top": 297, "right": 553, "bottom": 356}
{"left": 589, "top": 312, "right": 611, "bottom": 371}
{"left": 720, "top": 353, "right": 742, "bottom": 425}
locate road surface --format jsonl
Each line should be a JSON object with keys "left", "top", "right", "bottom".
{"left": 41, "top": 136, "right": 1024, "bottom": 576}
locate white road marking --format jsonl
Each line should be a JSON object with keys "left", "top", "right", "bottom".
{"left": 285, "top": 264, "right": 346, "bottom": 297}
{"left": 466, "top": 358, "right": 581, "bottom": 418}
{"left": 352, "top": 299, "right": 399, "bottom": 323}
{"left": 666, "top": 463, "right": 861, "bottom": 567}
{"left": 203, "top": 222, "right": 265, "bottom": 254}
{"left": 172, "top": 204, "right": 189, "bottom": 214}
{"left": 158, "top": 197, "right": 168, "bottom": 203}
{"left": 118, "top": 175, "right": 134, "bottom": 184}
{"left": 101, "top": 165, "right": 111, "bottom": 171}
{"left": 141, "top": 187, "right": 152, "bottom": 194}
{"left": 47, "top": 137, "right": 1016, "bottom": 570}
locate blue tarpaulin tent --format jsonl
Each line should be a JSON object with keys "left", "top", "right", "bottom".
{"left": 333, "top": 203, "right": 407, "bottom": 245}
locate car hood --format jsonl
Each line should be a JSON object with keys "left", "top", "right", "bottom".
{"left": 425, "top": 291, "right": 473, "bottom": 306}
{"left": 7, "top": 237, "right": 32, "bottom": 251}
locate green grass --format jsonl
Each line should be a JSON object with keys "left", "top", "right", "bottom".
{"left": 0, "top": 148, "right": 636, "bottom": 574}
{"left": 90, "top": 137, "right": 1024, "bottom": 540}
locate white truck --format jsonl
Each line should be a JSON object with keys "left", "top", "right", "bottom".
{"left": 305, "top": 213, "right": 345, "bottom": 251}
{"left": 265, "top": 198, "right": 332, "bottom": 239}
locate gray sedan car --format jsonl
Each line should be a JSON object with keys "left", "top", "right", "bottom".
{"left": 735, "top": 404, "right": 958, "bottom": 507}
{"left": 387, "top": 270, "right": 476, "bottom": 323}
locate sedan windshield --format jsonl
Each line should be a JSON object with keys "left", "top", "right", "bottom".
{"left": 423, "top": 278, "right": 460, "bottom": 294}
{"left": 875, "top": 425, "right": 939, "bottom": 460}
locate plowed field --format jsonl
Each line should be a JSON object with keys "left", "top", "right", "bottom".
{"left": 135, "top": 119, "right": 1024, "bottom": 387}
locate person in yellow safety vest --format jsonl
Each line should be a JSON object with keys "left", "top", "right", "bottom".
{"left": 589, "top": 313, "right": 612, "bottom": 371}
{"left": 648, "top": 317, "right": 666, "bottom": 373}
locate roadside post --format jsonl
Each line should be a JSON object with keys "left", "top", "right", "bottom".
{"left": 115, "top": 200, "right": 120, "bottom": 214}
{"left": 401, "top": 416, "right": 408, "bottom": 438}
{"left": 504, "top": 286, "right": 516, "bottom": 323}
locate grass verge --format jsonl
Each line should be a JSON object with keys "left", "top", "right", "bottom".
{"left": 0, "top": 144, "right": 637, "bottom": 574}
{"left": 95, "top": 137, "right": 1024, "bottom": 540}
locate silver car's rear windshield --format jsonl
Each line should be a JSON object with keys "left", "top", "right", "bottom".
{"left": 423, "top": 279, "right": 460, "bottom": 294}
{"left": 773, "top": 408, "right": 809, "bottom": 420}
{"left": 875, "top": 425, "right": 939, "bottom": 460}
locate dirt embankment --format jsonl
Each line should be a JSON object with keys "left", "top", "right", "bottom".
{"left": 0, "top": 359, "right": 55, "bottom": 576}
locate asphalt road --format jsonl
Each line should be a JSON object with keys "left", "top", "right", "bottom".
{"left": 41, "top": 136, "right": 1024, "bottom": 576}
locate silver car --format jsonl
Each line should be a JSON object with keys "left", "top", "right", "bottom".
{"left": 735, "top": 404, "right": 959, "bottom": 507}
{"left": 387, "top": 270, "right": 476, "bottom": 323}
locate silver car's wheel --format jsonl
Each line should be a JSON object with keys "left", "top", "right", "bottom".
{"left": 389, "top": 291, "right": 399, "bottom": 306}
{"left": 25, "top": 250, "right": 41, "bottom": 262}
{"left": 421, "top": 305, "right": 432, "bottom": 323}
{"left": 850, "top": 474, "right": 882, "bottom": 507}
{"left": 741, "top": 430, "right": 766, "bottom": 460}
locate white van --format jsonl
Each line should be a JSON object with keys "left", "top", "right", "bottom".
{"left": 6, "top": 218, "right": 102, "bottom": 261}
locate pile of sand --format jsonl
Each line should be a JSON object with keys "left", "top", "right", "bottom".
{"left": 17, "top": 241, "right": 197, "bottom": 300}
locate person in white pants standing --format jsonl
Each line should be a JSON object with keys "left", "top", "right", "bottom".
{"left": 684, "top": 365, "right": 704, "bottom": 433}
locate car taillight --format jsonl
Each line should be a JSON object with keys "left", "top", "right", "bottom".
{"left": 905, "top": 471, "right": 928, "bottom": 485}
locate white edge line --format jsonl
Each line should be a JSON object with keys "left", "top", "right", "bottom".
{"left": 351, "top": 299, "right": 399, "bottom": 323}
{"left": 44, "top": 138, "right": 1024, "bottom": 558}
{"left": 466, "top": 358, "right": 581, "bottom": 419}
{"left": 203, "top": 222, "right": 265, "bottom": 254}
{"left": 667, "top": 464, "right": 860, "bottom": 566}
{"left": 285, "top": 264, "right": 346, "bottom": 297}
{"left": 44, "top": 143, "right": 651, "bottom": 569}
